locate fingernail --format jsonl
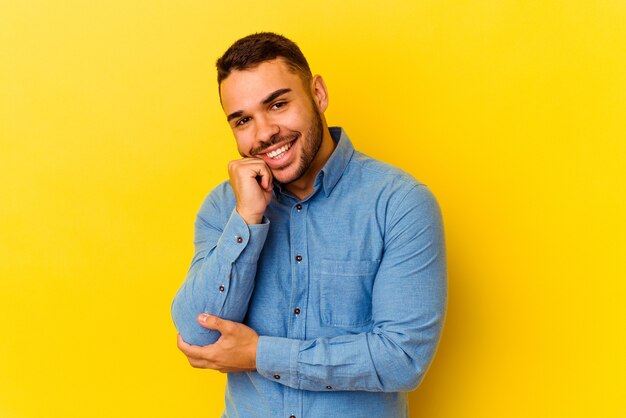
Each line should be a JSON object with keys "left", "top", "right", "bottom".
{"left": 199, "top": 314, "right": 208, "bottom": 323}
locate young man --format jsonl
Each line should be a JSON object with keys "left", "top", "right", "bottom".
{"left": 172, "top": 32, "right": 447, "bottom": 418}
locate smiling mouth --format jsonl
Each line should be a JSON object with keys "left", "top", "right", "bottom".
{"left": 266, "top": 140, "right": 295, "bottom": 159}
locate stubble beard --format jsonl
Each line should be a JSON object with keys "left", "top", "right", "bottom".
{"left": 274, "top": 103, "right": 324, "bottom": 186}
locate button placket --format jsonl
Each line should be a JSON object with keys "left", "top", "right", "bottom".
{"left": 286, "top": 198, "right": 308, "bottom": 418}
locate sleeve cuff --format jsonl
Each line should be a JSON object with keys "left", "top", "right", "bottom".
{"left": 256, "top": 336, "right": 301, "bottom": 388}
{"left": 216, "top": 209, "right": 270, "bottom": 264}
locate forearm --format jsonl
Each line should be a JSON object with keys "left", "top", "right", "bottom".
{"left": 172, "top": 209, "right": 269, "bottom": 346}
{"left": 256, "top": 320, "right": 445, "bottom": 392}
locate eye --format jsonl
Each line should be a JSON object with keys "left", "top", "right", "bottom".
{"left": 235, "top": 116, "right": 251, "bottom": 127}
{"left": 271, "top": 101, "right": 287, "bottom": 110}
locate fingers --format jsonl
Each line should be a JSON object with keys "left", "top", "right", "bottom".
{"left": 197, "top": 314, "right": 233, "bottom": 334}
{"left": 228, "top": 158, "right": 273, "bottom": 225}
{"left": 231, "top": 158, "right": 272, "bottom": 190}
{"left": 228, "top": 158, "right": 272, "bottom": 182}
{"left": 177, "top": 334, "right": 243, "bottom": 372}
{"left": 177, "top": 334, "right": 207, "bottom": 357}
{"left": 177, "top": 334, "right": 215, "bottom": 369}
{"left": 255, "top": 162, "right": 273, "bottom": 192}
{"left": 241, "top": 158, "right": 273, "bottom": 190}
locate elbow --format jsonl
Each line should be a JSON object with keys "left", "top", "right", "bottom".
{"left": 171, "top": 292, "right": 220, "bottom": 346}
{"left": 383, "top": 366, "right": 425, "bottom": 392}
{"left": 373, "top": 336, "right": 430, "bottom": 392}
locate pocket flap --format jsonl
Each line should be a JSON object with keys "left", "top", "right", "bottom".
{"left": 320, "top": 259, "right": 380, "bottom": 276}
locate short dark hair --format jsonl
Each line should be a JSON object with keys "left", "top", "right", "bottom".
{"left": 216, "top": 32, "right": 312, "bottom": 86}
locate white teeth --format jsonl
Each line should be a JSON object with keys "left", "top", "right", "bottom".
{"left": 266, "top": 141, "right": 292, "bottom": 159}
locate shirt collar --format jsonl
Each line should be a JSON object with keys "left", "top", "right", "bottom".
{"left": 273, "top": 126, "right": 354, "bottom": 199}
{"left": 318, "top": 126, "right": 354, "bottom": 197}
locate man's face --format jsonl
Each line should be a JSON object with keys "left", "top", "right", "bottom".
{"left": 220, "top": 59, "right": 324, "bottom": 185}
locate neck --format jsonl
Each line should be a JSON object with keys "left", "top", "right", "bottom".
{"left": 285, "top": 127, "right": 336, "bottom": 200}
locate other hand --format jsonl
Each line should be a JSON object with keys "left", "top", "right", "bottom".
{"left": 177, "top": 314, "right": 259, "bottom": 373}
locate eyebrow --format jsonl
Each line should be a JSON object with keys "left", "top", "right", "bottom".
{"left": 226, "top": 88, "right": 292, "bottom": 122}
{"left": 262, "top": 88, "right": 291, "bottom": 105}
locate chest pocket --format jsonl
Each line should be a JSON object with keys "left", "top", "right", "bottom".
{"left": 319, "top": 259, "right": 380, "bottom": 327}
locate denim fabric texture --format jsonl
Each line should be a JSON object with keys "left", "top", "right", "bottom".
{"left": 171, "top": 127, "right": 447, "bottom": 418}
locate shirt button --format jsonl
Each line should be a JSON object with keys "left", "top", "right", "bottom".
{"left": 294, "top": 308, "right": 300, "bottom": 315}
{"left": 273, "top": 374, "right": 280, "bottom": 380}
{"left": 326, "top": 385, "right": 332, "bottom": 389}
{"left": 295, "top": 255, "right": 302, "bottom": 262}
{"left": 296, "top": 204, "right": 302, "bottom": 211}
{"left": 219, "top": 285, "right": 225, "bottom": 292}
{"left": 236, "top": 236, "right": 243, "bottom": 244}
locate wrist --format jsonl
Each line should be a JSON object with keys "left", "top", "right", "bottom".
{"left": 250, "top": 334, "right": 259, "bottom": 370}
{"left": 236, "top": 208, "right": 263, "bottom": 225}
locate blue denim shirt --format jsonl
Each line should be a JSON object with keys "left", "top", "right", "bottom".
{"left": 172, "top": 127, "right": 447, "bottom": 418}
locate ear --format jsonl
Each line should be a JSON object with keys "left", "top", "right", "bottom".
{"left": 310, "top": 75, "right": 329, "bottom": 113}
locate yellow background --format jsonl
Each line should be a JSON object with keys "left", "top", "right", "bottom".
{"left": 1, "top": 1, "right": 625, "bottom": 417}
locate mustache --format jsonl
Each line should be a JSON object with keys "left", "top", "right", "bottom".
{"left": 250, "top": 132, "right": 300, "bottom": 156}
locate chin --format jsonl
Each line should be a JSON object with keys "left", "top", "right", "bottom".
{"left": 272, "top": 166, "right": 302, "bottom": 185}
{"left": 273, "top": 172, "right": 297, "bottom": 185}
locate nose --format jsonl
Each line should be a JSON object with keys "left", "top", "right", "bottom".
{"left": 255, "top": 114, "right": 280, "bottom": 144}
